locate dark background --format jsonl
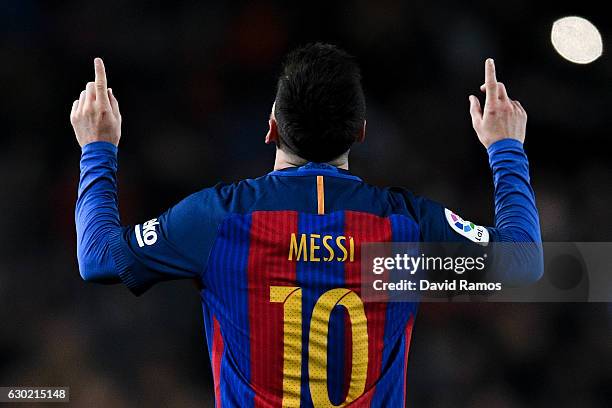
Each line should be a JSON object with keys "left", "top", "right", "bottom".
{"left": 1, "top": 0, "right": 611, "bottom": 406}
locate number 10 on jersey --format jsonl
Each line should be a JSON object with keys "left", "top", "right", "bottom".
{"left": 270, "top": 286, "right": 369, "bottom": 407}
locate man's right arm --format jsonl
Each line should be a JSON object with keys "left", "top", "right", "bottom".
{"left": 71, "top": 58, "right": 220, "bottom": 295}
{"left": 75, "top": 143, "right": 220, "bottom": 294}
{"left": 71, "top": 57, "right": 123, "bottom": 283}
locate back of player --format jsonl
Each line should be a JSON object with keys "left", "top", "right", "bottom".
{"left": 72, "top": 46, "right": 541, "bottom": 408}
{"left": 202, "top": 164, "right": 421, "bottom": 407}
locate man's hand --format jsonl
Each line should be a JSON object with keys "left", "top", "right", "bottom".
{"left": 469, "top": 58, "right": 526, "bottom": 148}
{"left": 70, "top": 58, "right": 121, "bottom": 147}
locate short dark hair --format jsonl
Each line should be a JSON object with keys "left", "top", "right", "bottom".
{"left": 274, "top": 43, "right": 366, "bottom": 163}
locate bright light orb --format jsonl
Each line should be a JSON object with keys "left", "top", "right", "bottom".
{"left": 551, "top": 16, "right": 603, "bottom": 64}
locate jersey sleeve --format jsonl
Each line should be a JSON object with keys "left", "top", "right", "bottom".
{"left": 110, "top": 188, "right": 223, "bottom": 295}
{"left": 397, "top": 139, "right": 543, "bottom": 283}
{"left": 404, "top": 193, "right": 490, "bottom": 243}
{"left": 76, "top": 142, "right": 226, "bottom": 295}
{"left": 402, "top": 139, "right": 540, "bottom": 245}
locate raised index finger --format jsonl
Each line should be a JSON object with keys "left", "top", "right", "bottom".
{"left": 94, "top": 57, "right": 110, "bottom": 105}
{"left": 484, "top": 58, "right": 498, "bottom": 103}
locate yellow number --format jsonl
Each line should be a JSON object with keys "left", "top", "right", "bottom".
{"left": 309, "top": 288, "right": 368, "bottom": 407}
{"left": 270, "top": 286, "right": 369, "bottom": 407}
{"left": 270, "top": 286, "right": 303, "bottom": 407}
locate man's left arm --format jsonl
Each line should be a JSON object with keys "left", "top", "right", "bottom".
{"left": 409, "top": 59, "right": 543, "bottom": 284}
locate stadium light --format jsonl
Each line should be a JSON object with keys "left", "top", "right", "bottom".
{"left": 551, "top": 16, "right": 603, "bottom": 64}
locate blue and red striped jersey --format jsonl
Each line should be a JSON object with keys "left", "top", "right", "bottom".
{"left": 117, "top": 163, "right": 487, "bottom": 407}
{"left": 76, "top": 140, "right": 541, "bottom": 407}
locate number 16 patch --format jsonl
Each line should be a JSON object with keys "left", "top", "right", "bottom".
{"left": 444, "top": 209, "right": 489, "bottom": 245}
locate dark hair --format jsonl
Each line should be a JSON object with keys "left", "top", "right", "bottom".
{"left": 274, "top": 43, "right": 366, "bottom": 162}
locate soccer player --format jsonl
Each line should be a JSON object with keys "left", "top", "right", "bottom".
{"left": 71, "top": 44, "right": 541, "bottom": 407}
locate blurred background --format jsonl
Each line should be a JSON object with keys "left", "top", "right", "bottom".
{"left": 1, "top": 0, "right": 611, "bottom": 406}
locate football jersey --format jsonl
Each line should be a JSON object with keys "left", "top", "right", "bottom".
{"left": 118, "top": 163, "right": 492, "bottom": 407}
{"left": 76, "top": 139, "right": 540, "bottom": 408}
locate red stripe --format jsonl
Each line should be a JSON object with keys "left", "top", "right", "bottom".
{"left": 212, "top": 316, "right": 224, "bottom": 408}
{"left": 248, "top": 211, "right": 298, "bottom": 407}
{"left": 403, "top": 316, "right": 415, "bottom": 407}
{"left": 344, "top": 211, "right": 392, "bottom": 406}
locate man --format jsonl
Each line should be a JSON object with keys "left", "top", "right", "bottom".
{"left": 71, "top": 44, "right": 541, "bottom": 407}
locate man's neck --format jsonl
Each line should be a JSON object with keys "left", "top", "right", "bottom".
{"left": 273, "top": 149, "right": 349, "bottom": 171}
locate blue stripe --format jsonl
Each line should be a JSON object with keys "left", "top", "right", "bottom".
{"left": 202, "top": 305, "right": 215, "bottom": 363}
{"left": 204, "top": 214, "right": 254, "bottom": 408}
{"left": 296, "top": 211, "right": 346, "bottom": 407}
{"left": 372, "top": 214, "right": 419, "bottom": 407}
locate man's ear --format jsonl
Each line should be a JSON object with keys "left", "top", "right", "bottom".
{"left": 356, "top": 120, "right": 366, "bottom": 143}
{"left": 265, "top": 117, "right": 279, "bottom": 145}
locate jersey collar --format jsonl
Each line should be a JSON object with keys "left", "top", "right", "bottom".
{"left": 268, "top": 162, "right": 362, "bottom": 181}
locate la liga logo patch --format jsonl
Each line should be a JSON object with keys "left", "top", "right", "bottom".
{"left": 444, "top": 208, "right": 489, "bottom": 245}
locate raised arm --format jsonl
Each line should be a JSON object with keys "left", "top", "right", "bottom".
{"left": 405, "top": 58, "right": 543, "bottom": 284}
{"left": 71, "top": 58, "right": 122, "bottom": 282}
{"left": 469, "top": 58, "right": 542, "bottom": 282}
{"left": 71, "top": 59, "right": 215, "bottom": 294}
{"left": 468, "top": 58, "right": 540, "bottom": 243}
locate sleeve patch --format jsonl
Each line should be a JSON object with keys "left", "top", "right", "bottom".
{"left": 444, "top": 208, "right": 489, "bottom": 245}
{"left": 135, "top": 218, "right": 160, "bottom": 247}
